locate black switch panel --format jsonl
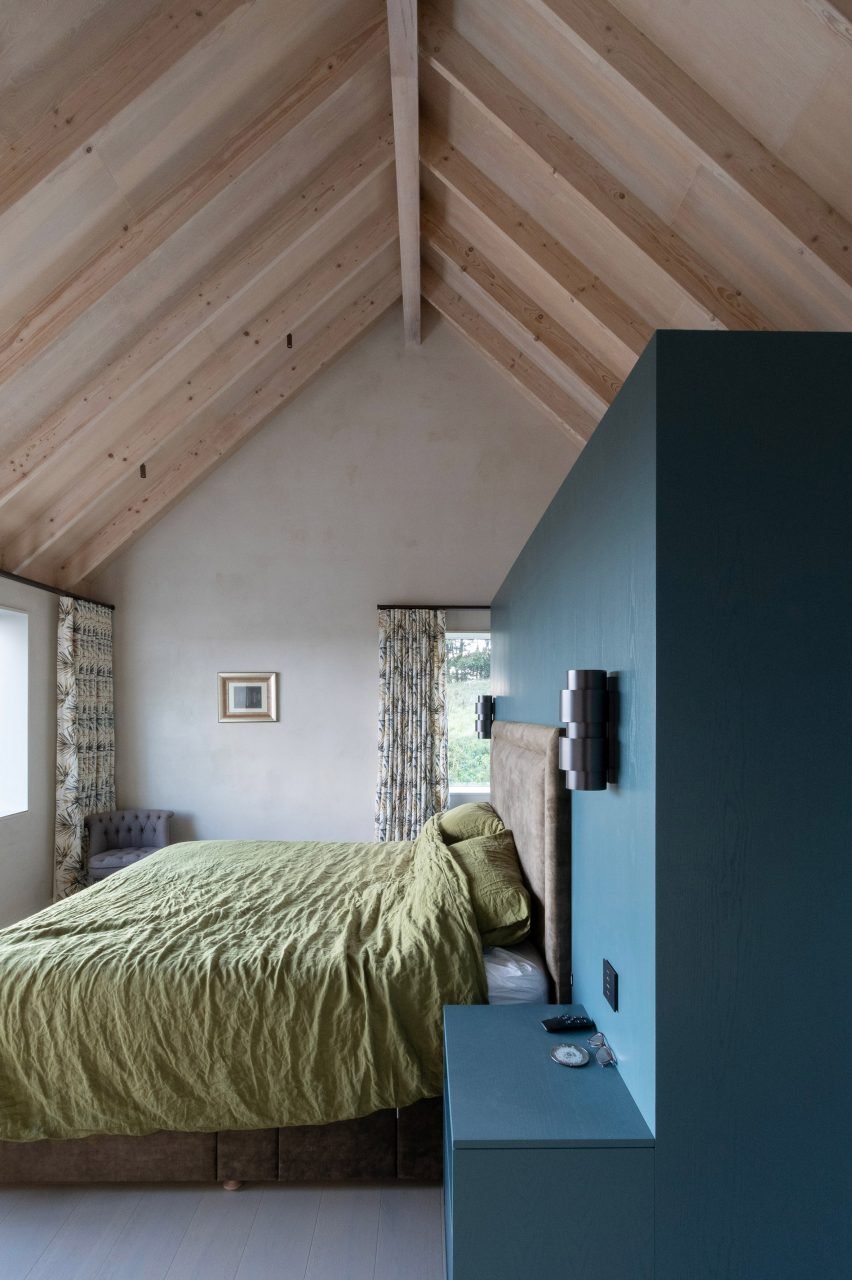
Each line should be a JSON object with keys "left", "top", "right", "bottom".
{"left": 603, "top": 958, "right": 619, "bottom": 1012}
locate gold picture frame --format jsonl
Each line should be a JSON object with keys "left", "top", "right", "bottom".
{"left": 217, "top": 672, "right": 278, "bottom": 723}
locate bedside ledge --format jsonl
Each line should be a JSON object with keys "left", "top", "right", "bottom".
{"left": 444, "top": 1003, "right": 654, "bottom": 1149}
{"left": 443, "top": 1003, "right": 654, "bottom": 1280}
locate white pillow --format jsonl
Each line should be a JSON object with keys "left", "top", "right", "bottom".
{"left": 483, "top": 941, "right": 550, "bottom": 1004}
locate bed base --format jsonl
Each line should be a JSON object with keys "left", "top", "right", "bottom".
{"left": 1, "top": 722, "right": 568, "bottom": 1188}
{"left": 0, "top": 1097, "right": 442, "bottom": 1185}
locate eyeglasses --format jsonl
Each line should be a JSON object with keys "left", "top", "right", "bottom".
{"left": 588, "top": 1033, "right": 617, "bottom": 1067}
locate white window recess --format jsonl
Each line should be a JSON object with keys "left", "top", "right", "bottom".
{"left": 0, "top": 607, "right": 28, "bottom": 818}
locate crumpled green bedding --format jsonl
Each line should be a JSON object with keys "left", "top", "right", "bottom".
{"left": 0, "top": 817, "right": 486, "bottom": 1141}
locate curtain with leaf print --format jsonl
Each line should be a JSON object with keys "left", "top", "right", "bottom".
{"left": 54, "top": 597, "right": 116, "bottom": 899}
{"left": 375, "top": 608, "right": 448, "bottom": 842}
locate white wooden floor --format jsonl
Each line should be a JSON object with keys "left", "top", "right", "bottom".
{"left": 0, "top": 1183, "right": 445, "bottom": 1280}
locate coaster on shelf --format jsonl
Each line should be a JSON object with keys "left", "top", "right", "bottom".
{"left": 550, "top": 1043, "right": 590, "bottom": 1068}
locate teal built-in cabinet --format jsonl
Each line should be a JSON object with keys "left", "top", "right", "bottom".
{"left": 492, "top": 333, "right": 852, "bottom": 1278}
{"left": 444, "top": 1004, "right": 654, "bottom": 1280}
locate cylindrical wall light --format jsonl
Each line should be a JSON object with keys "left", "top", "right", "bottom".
{"left": 559, "top": 670, "right": 610, "bottom": 790}
{"left": 475, "top": 694, "right": 495, "bottom": 739}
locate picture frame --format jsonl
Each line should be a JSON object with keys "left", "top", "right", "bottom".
{"left": 217, "top": 672, "right": 278, "bottom": 723}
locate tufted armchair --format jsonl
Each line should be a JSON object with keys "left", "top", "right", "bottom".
{"left": 84, "top": 809, "right": 174, "bottom": 884}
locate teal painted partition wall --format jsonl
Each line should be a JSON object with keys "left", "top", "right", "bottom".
{"left": 492, "top": 341, "right": 658, "bottom": 1131}
{"left": 492, "top": 330, "right": 852, "bottom": 1277}
{"left": 654, "top": 331, "right": 852, "bottom": 1278}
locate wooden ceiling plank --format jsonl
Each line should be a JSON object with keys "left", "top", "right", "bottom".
{"left": 422, "top": 203, "right": 620, "bottom": 412}
{"left": 0, "top": 120, "right": 394, "bottom": 516}
{"left": 51, "top": 271, "right": 402, "bottom": 588}
{"left": 526, "top": 0, "right": 852, "bottom": 289}
{"left": 422, "top": 262, "right": 591, "bottom": 446}
{"left": 420, "top": 8, "right": 772, "bottom": 331}
{"left": 386, "top": 0, "right": 421, "bottom": 343}
{"left": 421, "top": 165, "right": 637, "bottom": 379}
{"left": 0, "top": 0, "right": 251, "bottom": 219}
{"left": 6, "top": 213, "right": 399, "bottom": 574}
{"left": 421, "top": 126, "right": 649, "bottom": 359}
{"left": 802, "top": 0, "right": 852, "bottom": 44}
{"left": 0, "top": 16, "right": 389, "bottom": 387}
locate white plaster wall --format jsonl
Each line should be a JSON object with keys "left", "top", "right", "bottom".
{"left": 92, "top": 307, "right": 575, "bottom": 843}
{"left": 0, "top": 579, "right": 56, "bottom": 924}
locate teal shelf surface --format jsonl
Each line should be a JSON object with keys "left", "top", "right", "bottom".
{"left": 444, "top": 1004, "right": 654, "bottom": 1149}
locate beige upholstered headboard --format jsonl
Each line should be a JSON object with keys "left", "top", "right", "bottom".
{"left": 490, "top": 721, "right": 571, "bottom": 1002}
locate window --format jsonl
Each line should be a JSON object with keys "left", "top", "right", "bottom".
{"left": 446, "top": 632, "right": 491, "bottom": 789}
{"left": 0, "top": 607, "right": 28, "bottom": 818}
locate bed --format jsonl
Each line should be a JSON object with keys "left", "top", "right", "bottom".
{"left": 0, "top": 721, "right": 569, "bottom": 1185}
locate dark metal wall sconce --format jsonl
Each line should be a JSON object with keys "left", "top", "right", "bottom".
{"left": 475, "top": 694, "right": 495, "bottom": 739}
{"left": 559, "top": 670, "right": 618, "bottom": 790}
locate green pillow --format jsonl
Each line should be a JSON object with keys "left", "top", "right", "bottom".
{"left": 438, "top": 802, "right": 505, "bottom": 845}
{"left": 449, "top": 829, "right": 531, "bottom": 946}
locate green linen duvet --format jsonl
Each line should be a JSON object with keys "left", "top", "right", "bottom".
{"left": 0, "top": 819, "right": 487, "bottom": 1141}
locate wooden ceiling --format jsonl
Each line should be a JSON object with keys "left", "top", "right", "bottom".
{"left": 0, "top": 0, "right": 849, "bottom": 591}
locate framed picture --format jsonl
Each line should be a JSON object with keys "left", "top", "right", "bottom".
{"left": 218, "top": 672, "right": 278, "bottom": 723}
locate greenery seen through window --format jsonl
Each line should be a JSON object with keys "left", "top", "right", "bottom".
{"left": 446, "top": 634, "right": 491, "bottom": 787}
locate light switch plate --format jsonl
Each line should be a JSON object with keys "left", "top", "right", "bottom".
{"left": 603, "top": 958, "right": 619, "bottom": 1012}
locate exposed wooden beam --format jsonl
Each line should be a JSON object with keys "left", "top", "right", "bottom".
{"left": 0, "top": 16, "right": 388, "bottom": 387}
{"left": 422, "top": 263, "right": 592, "bottom": 446}
{"left": 525, "top": 0, "right": 852, "bottom": 289}
{"left": 386, "top": 0, "right": 421, "bottom": 343}
{"left": 421, "top": 127, "right": 650, "bottom": 362}
{"left": 803, "top": 0, "right": 852, "bottom": 44}
{"left": 422, "top": 203, "right": 620, "bottom": 414}
{"left": 0, "top": 120, "right": 394, "bottom": 516}
{"left": 0, "top": 0, "right": 251, "bottom": 219}
{"left": 50, "top": 272, "right": 402, "bottom": 588}
{"left": 420, "top": 8, "right": 772, "bottom": 331}
{"left": 6, "top": 215, "right": 398, "bottom": 575}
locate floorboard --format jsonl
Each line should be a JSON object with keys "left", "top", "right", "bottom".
{"left": 0, "top": 1183, "right": 446, "bottom": 1280}
{"left": 25, "top": 1188, "right": 142, "bottom": 1280}
{"left": 303, "top": 1186, "right": 382, "bottom": 1280}
{"left": 373, "top": 1186, "right": 444, "bottom": 1280}
{"left": 0, "top": 1187, "right": 20, "bottom": 1230}
{"left": 162, "top": 1185, "right": 264, "bottom": 1280}
{"left": 0, "top": 1188, "right": 84, "bottom": 1279}
{"left": 93, "top": 1187, "right": 205, "bottom": 1280}
{"left": 233, "top": 1185, "right": 321, "bottom": 1280}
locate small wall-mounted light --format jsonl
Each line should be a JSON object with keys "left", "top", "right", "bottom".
{"left": 559, "top": 670, "right": 617, "bottom": 790}
{"left": 475, "top": 694, "right": 495, "bottom": 739}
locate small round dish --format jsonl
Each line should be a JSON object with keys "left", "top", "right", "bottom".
{"left": 550, "top": 1043, "right": 591, "bottom": 1068}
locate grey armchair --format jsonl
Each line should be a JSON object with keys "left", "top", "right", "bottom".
{"left": 84, "top": 809, "right": 174, "bottom": 884}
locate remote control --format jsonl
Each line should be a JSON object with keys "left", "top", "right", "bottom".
{"left": 541, "top": 1014, "right": 597, "bottom": 1033}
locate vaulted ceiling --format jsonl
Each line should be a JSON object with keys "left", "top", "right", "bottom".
{"left": 1, "top": 0, "right": 850, "bottom": 591}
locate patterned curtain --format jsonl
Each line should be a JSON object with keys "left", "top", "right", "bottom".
{"left": 53, "top": 597, "right": 116, "bottom": 899}
{"left": 375, "top": 608, "right": 448, "bottom": 842}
